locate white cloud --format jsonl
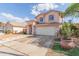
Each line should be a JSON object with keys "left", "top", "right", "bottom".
{"left": 1, "top": 13, "right": 30, "bottom": 22}
{"left": 23, "top": 17, "right": 30, "bottom": 21}
{"left": 31, "top": 3, "right": 59, "bottom": 16}
{"left": 31, "top": 9, "right": 40, "bottom": 16}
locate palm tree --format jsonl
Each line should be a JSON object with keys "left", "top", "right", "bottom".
{"left": 64, "top": 3, "right": 79, "bottom": 17}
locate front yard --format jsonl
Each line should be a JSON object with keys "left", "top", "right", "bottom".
{"left": 52, "top": 40, "right": 79, "bottom": 56}
{"left": 0, "top": 33, "right": 79, "bottom": 56}
{"left": 51, "top": 21, "right": 79, "bottom": 56}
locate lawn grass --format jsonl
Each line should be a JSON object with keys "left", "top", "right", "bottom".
{"left": 53, "top": 41, "right": 79, "bottom": 56}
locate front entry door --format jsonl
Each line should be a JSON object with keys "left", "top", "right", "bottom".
{"left": 29, "top": 26, "right": 32, "bottom": 34}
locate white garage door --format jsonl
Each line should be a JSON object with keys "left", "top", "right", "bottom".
{"left": 13, "top": 27, "right": 23, "bottom": 33}
{"left": 36, "top": 27, "right": 58, "bottom": 36}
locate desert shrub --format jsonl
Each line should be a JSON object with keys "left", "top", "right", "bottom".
{"left": 5, "top": 30, "right": 12, "bottom": 34}
{"left": 60, "top": 22, "right": 79, "bottom": 39}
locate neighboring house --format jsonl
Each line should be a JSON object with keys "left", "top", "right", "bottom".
{"left": 0, "top": 22, "right": 26, "bottom": 34}
{"left": 10, "top": 22, "right": 26, "bottom": 34}
{"left": 0, "top": 22, "right": 5, "bottom": 33}
{"left": 26, "top": 10, "right": 63, "bottom": 36}
{"left": 4, "top": 22, "right": 13, "bottom": 33}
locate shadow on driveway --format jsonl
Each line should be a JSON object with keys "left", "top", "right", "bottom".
{"left": 27, "top": 35, "right": 55, "bottom": 48}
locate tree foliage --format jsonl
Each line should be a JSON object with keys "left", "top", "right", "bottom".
{"left": 60, "top": 22, "right": 79, "bottom": 38}
{"left": 64, "top": 3, "right": 79, "bottom": 17}
{"left": 60, "top": 22, "right": 74, "bottom": 39}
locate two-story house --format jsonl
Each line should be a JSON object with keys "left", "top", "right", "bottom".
{"left": 26, "top": 10, "right": 63, "bottom": 36}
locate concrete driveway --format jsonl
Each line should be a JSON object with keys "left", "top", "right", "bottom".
{"left": 0, "top": 34, "right": 55, "bottom": 56}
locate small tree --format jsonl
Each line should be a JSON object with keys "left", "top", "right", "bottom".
{"left": 60, "top": 22, "right": 74, "bottom": 39}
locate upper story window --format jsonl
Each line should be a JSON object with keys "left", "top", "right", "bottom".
{"left": 49, "top": 15, "right": 54, "bottom": 20}
{"left": 39, "top": 17, "right": 44, "bottom": 24}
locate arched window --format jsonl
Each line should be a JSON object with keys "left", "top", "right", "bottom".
{"left": 49, "top": 15, "right": 54, "bottom": 20}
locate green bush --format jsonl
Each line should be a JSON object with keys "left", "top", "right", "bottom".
{"left": 60, "top": 22, "right": 74, "bottom": 39}
{"left": 53, "top": 41, "right": 79, "bottom": 56}
{"left": 60, "top": 22, "right": 79, "bottom": 39}
{"left": 23, "top": 32, "right": 27, "bottom": 34}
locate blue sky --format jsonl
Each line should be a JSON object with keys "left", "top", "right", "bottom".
{"left": 0, "top": 3, "right": 71, "bottom": 22}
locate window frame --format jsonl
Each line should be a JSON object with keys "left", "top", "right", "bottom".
{"left": 39, "top": 17, "right": 44, "bottom": 24}
{"left": 49, "top": 15, "right": 54, "bottom": 20}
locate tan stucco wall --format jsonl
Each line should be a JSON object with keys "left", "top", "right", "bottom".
{"left": 35, "top": 11, "right": 63, "bottom": 24}
{"left": 45, "top": 11, "right": 62, "bottom": 23}
{"left": 36, "top": 23, "right": 60, "bottom": 28}
{"left": 35, "top": 14, "right": 45, "bottom": 22}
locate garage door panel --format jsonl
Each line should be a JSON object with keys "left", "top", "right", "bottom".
{"left": 36, "top": 27, "right": 58, "bottom": 36}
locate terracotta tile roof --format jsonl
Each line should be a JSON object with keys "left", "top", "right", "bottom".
{"left": 35, "top": 10, "right": 63, "bottom": 19}
{"left": 4, "top": 22, "right": 12, "bottom": 27}
{"left": 26, "top": 20, "right": 36, "bottom": 25}
{"left": 10, "top": 22, "right": 26, "bottom": 27}
{"left": 35, "top": 13, "right": 45, "bottom": 19}
{"left": 0, "top": 22, "right": 26, "bottom": 28}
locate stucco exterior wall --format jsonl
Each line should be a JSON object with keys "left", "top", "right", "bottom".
{"left": 35, "top": 14, "right": 45, "bottom": 23}
{"left": 45, "top": 11, "right": 62, "bottom": 23}
{"left": 35, "top": 11, "right": 63, "bottom": 24}
{"left": 13, "top": 27, "right": 23, "bottom": 33}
